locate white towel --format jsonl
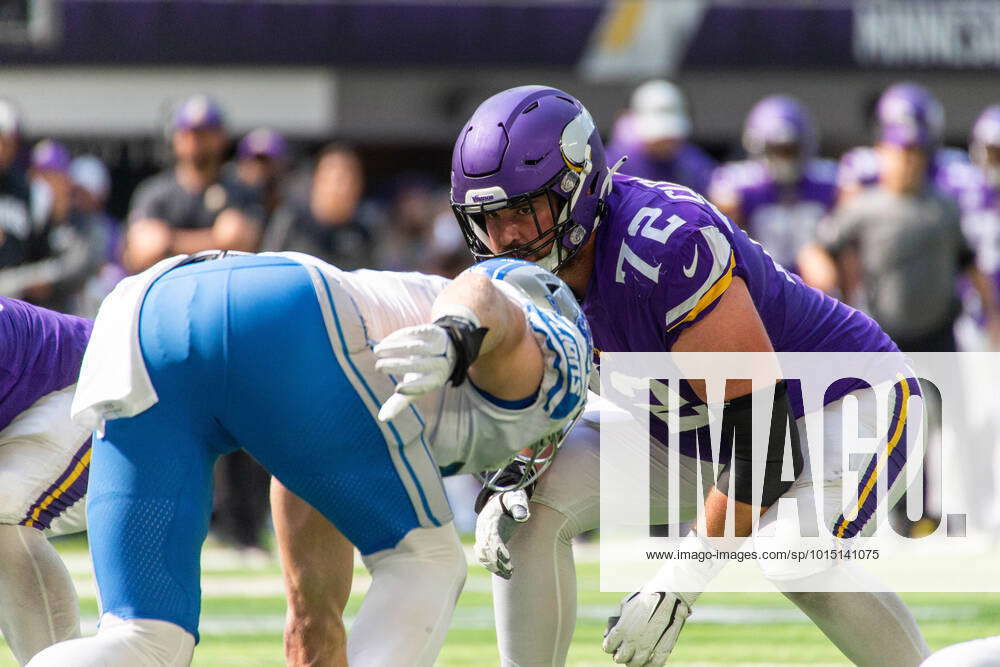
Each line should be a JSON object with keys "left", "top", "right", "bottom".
{"left": 71, "top": 255, "right": 190, "bottom": 436}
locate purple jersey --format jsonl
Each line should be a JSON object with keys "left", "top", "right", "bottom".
{"left": 708, "top": 159, "right": 837, "bottom": 272}
{"left": 606, "top": 114, "right": 716, "bottom": 196}
{"left": 0, "top": 297, "right": 93, "bottom": 431}
{"left": 837, "top": 146, "right": 968, "bottom": 194}
{"left": 583, "top": 175, "right": 895, "bottom": 456}
{"left": 939, "top": 160, "right": 1000, "bottom": 325}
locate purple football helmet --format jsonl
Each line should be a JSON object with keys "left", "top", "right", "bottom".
{"left": 876, "top": 82, "right": 944, "bottom": 149}
{"left": 450, "top": 85, "right": 610, "bottom": 273}
{"left": 742, "top": 95, "right": 816, "bottom": 184}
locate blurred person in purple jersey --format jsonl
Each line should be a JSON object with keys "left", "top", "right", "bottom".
{"left": 231, "top": 127, "right": 289, "bottom": 221}
{"left": 836, "top": 82, "right": 968, "bottom": 206}
{"left": 123, "top": 95, "right": 263, "bottom": 273}
{"left": 709, "top": 95, "right": 837, "bottom": 276}
{"left": 2, "top": 141, "right": 107, "bottom": 313}
{"left": 0, "top": 297, "right": 93, "bottom": 664}
{"left": 940, "top": 105, "right": 1000, "bottom": 351}
{"left": 451, "top": 85, "right": 928, "bottom": 667}
{"left": 262, "top": 143, "right": 379, "bottom": 270}
{"left": 935, "top": 107, "right": 1000, "bottom": 540}
{"left": 809, "top": 96, "right": 1000, "bottom": 353}
{"left": 605, "top": 80, "right": 715, "bottom": 195}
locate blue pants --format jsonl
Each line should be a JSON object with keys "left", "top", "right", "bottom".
{"left": 86, "top": 255, "right": 450, "bottom": 641}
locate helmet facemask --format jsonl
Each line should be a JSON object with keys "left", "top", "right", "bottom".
{"left": 478, "top": 410, "right": 583, "bottom": 492}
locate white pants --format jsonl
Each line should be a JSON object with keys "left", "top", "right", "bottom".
{"left": 0, "top": 385, "right": 90, "bottom": 535}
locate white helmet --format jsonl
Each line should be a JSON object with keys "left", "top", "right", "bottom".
{"left": 464, "top": 258, "right": 592, "bottom": 491}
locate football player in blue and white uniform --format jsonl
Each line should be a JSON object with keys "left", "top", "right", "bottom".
{"left": 27, "top": 252, "right": 590, "bottom": 667}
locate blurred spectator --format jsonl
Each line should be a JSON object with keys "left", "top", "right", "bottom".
{"left": 836, "top": 82, "right": 968, "bottom": 206}
{"left": 0, "top": 100, "right": 41, "bottom": 276}
{"left": 709, "top": 95, "right": 836, "bottom": 274}
{"left": 0, "top": 140, "right": 106, "bottom": 311}
{"left": 808, "top": 105, "right": 1000, "bottom": 352}
{"left": 71, "top": 155, "right": 120, "bottom": 259}
{"left": 70, "top": 155, "right": 129, "bottom": 317}
{"left": 376, "top": 177, "right": 469, "bottom": 276}
{"left": 262, "top": 143, "right": 379, "bottom": 269}
{"left": 605, "top": 79, "right": 715, "bottom": 194}
{"left": 124, "top": 95, "right": 263, "bottom": 273}
{"left": 230, "top": 127, "right": 289, "bottom": 220}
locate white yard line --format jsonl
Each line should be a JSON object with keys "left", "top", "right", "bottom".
{"left": 72, "top": 603, "right": 981, "bottom": 636}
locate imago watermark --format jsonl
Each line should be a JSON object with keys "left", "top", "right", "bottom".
{"left": 597, "top": 352, "right": 1000, "bottom": 593}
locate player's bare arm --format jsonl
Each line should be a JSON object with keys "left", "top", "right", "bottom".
{"left": 375, "top": 270, "right": 544, "bottom": 420}
{"left": 438, "top": 272, "right": 543, "bottom": 401}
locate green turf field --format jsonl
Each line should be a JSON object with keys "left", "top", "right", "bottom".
{"left": 3, "top": 535, "right": 997, "bottom": 665}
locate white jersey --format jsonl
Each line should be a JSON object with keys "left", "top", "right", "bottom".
{"left": 74, "top": 250, "right": 589, "bottom": 478}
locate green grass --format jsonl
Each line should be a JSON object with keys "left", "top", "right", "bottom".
{"left": 2, "top": 538, "right": 997, "bottom": 665}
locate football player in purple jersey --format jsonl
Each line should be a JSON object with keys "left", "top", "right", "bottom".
{"left": 709, "top": 95, "right": 837, "bottom": 275}
{"left": 836, "top": 82, "right": 967, "bottom": 205}
{"left": 940, "top": 105, "right": 1000, "bottom": 350}
{"left": 454, "top": 86, "right": 929, "bottom": 666}
{"left": 0, "top": 297, "right": 93, "bottom": 663}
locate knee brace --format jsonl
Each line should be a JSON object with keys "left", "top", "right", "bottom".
{"left": 715, "top": 381, "right": 804, "bottom": 507}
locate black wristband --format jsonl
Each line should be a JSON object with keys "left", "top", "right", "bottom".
{"left": 433, "top": 315, "right": 488, "bottom": 387}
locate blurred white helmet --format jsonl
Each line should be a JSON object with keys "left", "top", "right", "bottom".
{"left": 0, "top": 99, "right": 21, "bottom": 137}
{"left": 70, "top": 155, "right": 111, "bottom": 203}
{"left": 630, "top": 79, "right": 691, "bottom": 142}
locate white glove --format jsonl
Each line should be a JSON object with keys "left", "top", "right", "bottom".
{"left": 374, "top": 323, "right": 456, "bottom": 421}
{"left": 602, "top": 590, "right": 691, "bottom": 666}
{"left": 474, "top": 489, "right": 531, "bottom": 579}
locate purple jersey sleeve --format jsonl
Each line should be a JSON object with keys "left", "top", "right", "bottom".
{"left": 0, "top": 297, "right": 93, "bottom": 431}
{"left": 591, "top": 176, "right": 737, "bottom": 350}
{"left": 656, "top": 216, "right": 737, "bottom": 339}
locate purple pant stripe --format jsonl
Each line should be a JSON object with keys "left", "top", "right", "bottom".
{"left": 19, "top": 438, "right": 92, "bottom": 531}
{"left": 833, "top": 378, "right": 919, "bottom": 539}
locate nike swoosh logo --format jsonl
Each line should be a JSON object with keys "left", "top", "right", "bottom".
{"left": 682, "top": 246, "right": 699, "bottom": 278}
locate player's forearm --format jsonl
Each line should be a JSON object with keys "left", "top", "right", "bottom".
{"left": 431, "top": 272, "right": 522, "bottom": 359}
{"left": 431, "top": 272, "right": 543, "bottom": 401}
